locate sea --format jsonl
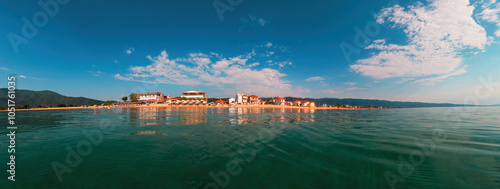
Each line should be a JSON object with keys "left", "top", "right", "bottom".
{"left": 1, "top": 107, "right": 499, "bottom": 188}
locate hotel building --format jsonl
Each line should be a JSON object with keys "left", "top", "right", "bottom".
{"left": 181, "top": 91, "right": 207, "bottom": 99}
{"left": 137, "top": 92, "right": 168, "bottom": 104}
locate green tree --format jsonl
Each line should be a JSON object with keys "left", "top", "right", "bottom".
{"left": 122, "top": 96, "right": 128, "bottom": 102}
{"left": 129, "top": 93, "right": 138, "bottom": 102}
{"left": 104, "top": 100, "right": 114, "bottom": 106}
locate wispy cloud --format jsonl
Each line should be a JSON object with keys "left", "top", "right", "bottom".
{"left": 115, "top": 51, "right": 305, "bottom": 96}
{"left": 413, "top": 67, "right": 468, "bottom": 85}
{"left": 351, "top": 0, "right": 490, "bottom": 85}
{"left": 239, "top": 14, "right": 268, "bottom": 31}
{"left": 479, "top": 0, "right": 500, "bottom": 36}
{"left": 346, "top": 87, "right": 362, "bottom": 91}
{"left": 344, "top": 82, "right": 356, "bottom": 86}
{"left": 0, "top": 67, "right": 9, "bottom": 71}
{"left": 126, "top": 48, "right": 134, "bottom": 55}
{"left": 15, "top": 75, "right": 44, "bottom": 80}
{"left": 320, "top": 89, "right": 341, "bottom": 95}
{"left": 277, "top": 60, "right": 292, "bottom": 68}
{"left": 305, "top": 76, "right": 325, "bottom": 82}
{"left": 31, "top": 77, "right": 46, "bottom": 80}
{"left": 89, "top": 71, "right": 103, "bottom": 77}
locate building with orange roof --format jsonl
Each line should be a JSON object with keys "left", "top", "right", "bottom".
{"left": 276, "top": 97, "right": 286, "bottom": 105}
{"left": 215, "top": 99, "right": 228, "bottom": 104}
{"left": 294, "top": 100, "right": 301, "bottom": 106}
{"left": 249, "top": 95, "right": 259, "bottom": 104}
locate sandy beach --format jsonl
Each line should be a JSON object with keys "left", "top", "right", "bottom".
{"left": 4, "top": 104, "right": 369, "bottom": 112}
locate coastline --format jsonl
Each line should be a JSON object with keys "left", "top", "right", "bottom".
{"left": 3, "top": 104, "right": 371, "bottom": 112}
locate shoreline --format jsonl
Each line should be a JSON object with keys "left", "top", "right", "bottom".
{"left": 3, "top": 104, "right": 372, "bottom": 112}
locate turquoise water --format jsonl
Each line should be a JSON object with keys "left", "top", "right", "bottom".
{"left": 1, "top": 107, "right": 499, "bottom": 188}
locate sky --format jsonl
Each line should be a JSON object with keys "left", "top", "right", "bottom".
{"left": 1, "top": 0, "right": 500, "bottom": 104}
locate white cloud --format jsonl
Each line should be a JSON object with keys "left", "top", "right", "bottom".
{"left": 114, "top": 74, "right": 133, "bottom": 81}
{"left": 413, "top": 67, "right": 468, "bottom": 85}
{"left": 18, "top": 75, "right": 26, "bottom": 78}
{"left": 0, "top": 67, "right": 9, "bottom": 71}
{"left": 240, "top": 15, "right": 268, "bottom": 31}
{"left": 351, "top": 0, "right": 489, "bottom": 85}
{"left": 248, "top": 62, "right": 260, "bottom": 67}
{"left": 90, "top": 71, "right": 103, "bottom": 77}
{"left": 321, "top": 89, "right": 341, "bottom": 95}
{"left": 126, "top": 48, "right": 134, "bottom": 55}
{"left": 115, "top": 51, "right": 303, "bottom": 96}
{"left": 31, "top": 77, "right": 45, "bottom": 80}
{"left": 306, "top": 76, "right": 325, "bottom": 82}
{"left": 479, "top": 0, "right": 500, "bottom": 36}
{"left": 265, "top": 51, "right": 275, "bottom": 57}
{"left": 266, "top": 42, "right": 273, "bottom": 48}
{"left": 347, "top": 87, "right": 362, "bottom": 91}
{"left": 115, "top": 60, "right": 119, "bottom": 63}
{"left": 344, "top": 82, "right": 356, "bottom": 86}
{"left": 277, "top": 60, "right": 293, "bottom": 68}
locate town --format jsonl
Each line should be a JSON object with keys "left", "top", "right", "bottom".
{"left": 117, "top": 90, "right": 317, "bottom": 107}
{"left": 113, "top": 90, "right": 376, "bottom": 109}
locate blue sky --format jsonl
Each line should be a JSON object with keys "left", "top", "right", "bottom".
{"left": 1, "top": 0, "right": 500, "bottom": 104}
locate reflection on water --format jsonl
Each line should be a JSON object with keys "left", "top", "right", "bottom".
{"left": 121, "top": 107, "right": 321, "bottom": 128}
{"left": 0, "top": 107, "right": 499, "bottom": 188}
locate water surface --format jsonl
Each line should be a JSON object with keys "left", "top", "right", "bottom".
{"left": 1, "top": 107, "right": 499, "bottom": 188}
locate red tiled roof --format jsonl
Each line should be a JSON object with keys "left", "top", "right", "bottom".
{"left": 277, "top": 97, "right": 285, "bottom": 100}
{"left": 242, "top": 94, "right": 247, "bottom": 97}
{"left": 249, "top": 95, "right": 258, "bottom": 97}
{"left": 216, "top": 100, "right": 227, "bottom": 103}
{"left": 171, "top": 98, "right": 180, "bottom": 100}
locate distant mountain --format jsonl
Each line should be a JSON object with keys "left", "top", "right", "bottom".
{"left": 485, "top": 104, "right": 500, "bottom": 107}
{"left": 260, "top": 97, "right": 471, "bottom": 108}
{"left": 0, "top": 88, "right": 104, "bottom": 106}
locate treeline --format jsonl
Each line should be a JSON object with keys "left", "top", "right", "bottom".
{"left": 0, "top": 103, "right": 108, "bottom": 110}
{"left": 0, "top": 88, "right": 104, "bottom": 106}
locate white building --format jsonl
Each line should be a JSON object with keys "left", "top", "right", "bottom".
{"left": 235, "top": 93, "right": 245, "bottom": 104}
{"left": 276, "top": 97, "right": 286, "bottom": 106}
{"left": 228, "top": 98, "right": 235, "bottom": 104}
{"left": 181, "top": 91, "right": 207, "bottom": 99}
{"left": 242, "top": 95, "right": 248, "bottom": 104}
{"left": 138, "top": 92, "right": 166, "bottom": 104}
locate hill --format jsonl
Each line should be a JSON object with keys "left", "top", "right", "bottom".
{"left": 0, "top": 88, "right": 104, "bottom": 106}
{"left": 259, "top": 97, "right": 469, "bottom": 108}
